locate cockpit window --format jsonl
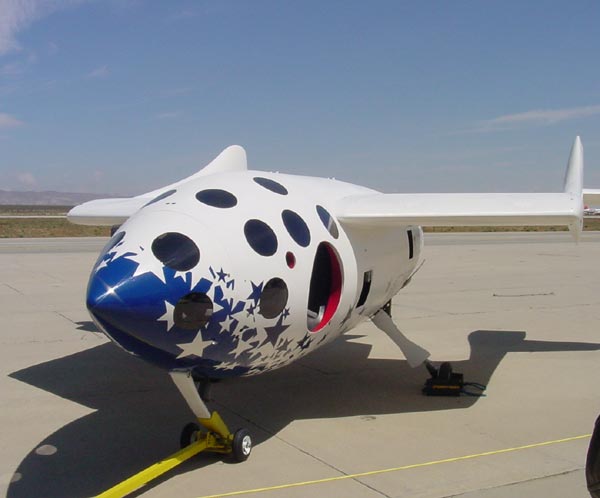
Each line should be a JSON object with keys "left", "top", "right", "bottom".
{"left": 174, "top": 292, "right": 213, "bottom": 329}
{"left": 151, "top": 232, "right": 200, "bottom": 271}
{"left": 143, "top": 189, "right": 176, "bottom": 208}
{"left": 195, "top": 189, "right": 237, "bottom": 208}
{"left": 244, "top": 219, "right": 278, "bottom": 256}
{"left": 316, "top": 205, "right": 339, "bottom": 239}
{"left": 282, "top": 210, "right": 310, "bottom": 247}
{"left": 259, "top": 278, "right": 288, "bottom": 318}
{"left": 95, "top": 230, "right": 125, "bottom": 267}
{"left": 253, "top": 177, "right": 288, "bottom": 195}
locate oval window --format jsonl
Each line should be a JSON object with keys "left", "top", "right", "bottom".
{"left": 143, "top": 189, "right": 176, "bottom": 208}
{"left": 95, "top": 230, "right": 125, "bottom": 267}
{"left": 253, "top": 177, "right": 288, "bottom": 195}
{"left": 174, "top": 293, "right": 213, "bottom": 329}
{"left": 244, "top": 219, "right": 278, "bottom": 256}
{"left": 151, "top": 232, "right": 200, "bottom": 271}
{"left": 259, "top": 278, "right": 289, "bottom": 319}
{"left": 282, "top": 210, "right": 310, "bottom": 247}
{"left": 195, "top": 189, "right": 237, "bottom": 208}
{"left": 316, "top": 205, "right": 339, "bottom": 239}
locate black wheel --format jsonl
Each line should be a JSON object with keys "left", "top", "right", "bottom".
{"left": 232, "top": 428, "right": 252, "bottom": 462}
{"left": 587, "top": 415, "right": 600, "bottom": 497}
{"left": 438, "top": 362, "right": 453, "bottom": 380}
{"left": 180, "top": 422, "right": 200, "bottom": 449}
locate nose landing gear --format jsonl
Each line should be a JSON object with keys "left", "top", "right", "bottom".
{"left": 170, "top": 371, "right": 253, "bottom": 463}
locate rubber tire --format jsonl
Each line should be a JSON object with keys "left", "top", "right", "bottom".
{"left": 232, "top": 428, "right": 252, "bottom": 462}
{"left": 587, "top": 415, "right": 600, "bottom": 497}
{"left": 180, "top": 422, "right": 200, "bottom": 449}
{"left": 438, "top": 362, "right": 453, "bottom": 381}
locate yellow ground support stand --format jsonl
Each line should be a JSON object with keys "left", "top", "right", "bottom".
{"left": 97, "top": 411, "right": 234, "bottom": 498}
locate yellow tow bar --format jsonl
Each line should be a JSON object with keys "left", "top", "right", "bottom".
{"left": 97, "top": 412, "right": 233, "bottom": 498}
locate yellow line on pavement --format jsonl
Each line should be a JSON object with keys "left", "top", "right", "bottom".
{"left": 196, "top": 434, "right": 591, "bottom": 498}
{"left": 97, "top": 440, "right": 208, "bottom": 498}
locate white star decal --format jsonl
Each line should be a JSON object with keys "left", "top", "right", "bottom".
{"left": 221, "top": 315, "right": 236, "bottom": 333}
{"left": 95, "top": 241, "right": 133, "bottom": 273}
{"left": 158, "top": 301, "right": 175, "bottom": 331}
{"left": 176, "top": 332, "right": 215, "bottom": 359}
{"left": 231, "top": 337, "right": 254, "bottom": 358}
{"left": 123, "top": 248, "right": 167, "bottom": 283}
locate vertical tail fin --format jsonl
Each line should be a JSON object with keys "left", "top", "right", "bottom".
{"left": 564, "top": 136, "right": 584, "bottom": 241}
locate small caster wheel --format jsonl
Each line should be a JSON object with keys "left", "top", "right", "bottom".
{"left": 438, "top": 362, "right": 453, "bottom": 381}
{"left": 180, "top": 422, "right": 200, "bottom": 449}
{"left": 232, "top": 428, "right": 252, "bottom": 462}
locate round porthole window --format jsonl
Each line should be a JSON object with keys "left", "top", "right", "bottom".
{"left": 151, "top": 232, "right": 200, "bottom": 271}
{"left": 253, "top": 177, "right": 288, "bottom": 195}
{"left": 95, "top": 230, "right": 126, "bottom": 267}
{"left": 316, "top": 205, "right": 339, "bottom": 239}
{"left": 282, "top": 210, "right": 310, "bottom": 247}
{"left": 195, "top": 189, "right": 237, "bottom": 208}
{"left": 244, "top": 219, "right": 278, "bottom": 256}
{"left": 259, "top": 278, "right": 288, "bottom": 319}
{"left": 174, "top": 293, "right": 213, "bottom": 330}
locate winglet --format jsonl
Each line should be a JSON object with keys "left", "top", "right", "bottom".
{"left": 564, "top": 136, "right": 584, "bottom": 242}
{"left": 200, "top": 145, "right": 247, "bottom": 176}
{"left": 138, "top": 145, "right": 247, "bottom": 200}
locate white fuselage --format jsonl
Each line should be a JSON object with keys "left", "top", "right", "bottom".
{"left": 86, "top": 170, "right": 422, "bottom": 378}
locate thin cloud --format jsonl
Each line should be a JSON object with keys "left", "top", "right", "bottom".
{"left": 16, "top": 171, "right": 36, "bottom": 187}
{"left": 462, "top": 104, "right": 600, "bottom": 134}
{"left": 0, "top": 112, "right": 23, "bottom": 128}
{"left": 0, "top": 0, "right": 83, "bottom": 55}
{"left": 86, "top": 64, "right": 109, "bottom": 78}
{"left": 489, "top": 104, "right": 600, "bottom": 126}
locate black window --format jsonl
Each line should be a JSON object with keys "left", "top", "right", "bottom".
{"left": 253, "top": 177, "right": 288, "bottom": 195}
{"left": 407, "top": 230, "right": 414, "bottom": 259}
{"left": 143, "top": 189, "right": 176, "bottom": 208}
{"left": 316, "top": 205, "right": 339, "bottom": 239}
{"left": 151, "top": 232, "right": 200, "bottom": 271}
{"left": 95, "top": 230, "right": 125, "bottom": 267}
{"left": 259, "top": 278, "right": 288, "bottom": 318}
{"left": 244, "top": 220, "right": 278, "bottom": 256}
{"left": 282, "top": 210, "right": 310, "bottom": 247}
{"left": 195, "top": 189, "right": 237, "bottom": 208}
{"left": 174, "top": 293, "right": 213, "bottom": 329}
{"left": 356, "top": 270, "right": 372, "bottom": 307}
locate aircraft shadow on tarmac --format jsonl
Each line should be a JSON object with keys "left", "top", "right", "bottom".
{"left": 7, "top": 327, "right": 600, "bottom": 498}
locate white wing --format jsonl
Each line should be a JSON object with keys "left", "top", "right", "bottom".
{"left": 67, "top": 145, "right": 247, "bottom": 226}
{"left": 584, "top": 189, "right": 600, "bottom": 206}
{"left": 336, "top": 137, "right": 586, "bottom": 241}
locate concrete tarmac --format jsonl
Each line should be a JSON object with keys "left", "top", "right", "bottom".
{"left": 1, "top": 233, "right": 599, "bottom": 498}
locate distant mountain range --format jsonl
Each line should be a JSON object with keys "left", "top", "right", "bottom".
{"left": 0, "top": 190, "right": 118, "bottom": 206}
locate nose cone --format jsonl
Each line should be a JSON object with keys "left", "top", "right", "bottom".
{"left": 87, "top": 228, "right": 207, "bottom": 368}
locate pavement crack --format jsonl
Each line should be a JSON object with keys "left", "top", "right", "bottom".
{"left": 493, "top": 291, "right": 555, "bottom": 297}
{"left": 3, "top": 283, "right": 24, "bottom": 295}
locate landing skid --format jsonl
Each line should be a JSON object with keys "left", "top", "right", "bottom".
{"left": 170, "top": 371, "right": 252, "bottom": 462}
{"left": 372, "top": 305, "right": 485, "bottom": 397}
{"left": 422, "top": 360, "right": 464, "bottom": 396}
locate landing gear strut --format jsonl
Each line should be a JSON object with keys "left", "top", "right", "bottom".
{"left": 170, "top": 371, "right": 252, "bottom": 462}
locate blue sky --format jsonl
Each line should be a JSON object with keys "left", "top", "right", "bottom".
{"left": 1, "top": 0, "right": 599, "bottom": 195}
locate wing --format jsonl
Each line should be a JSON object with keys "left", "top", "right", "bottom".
{"left": 584, "top": 189, "right": 600, "bottom": 206}
{"left": 336, "top": 137, "right": 587, "bottom": 241}
{"left": 67, "top": 145, "right": 247, "bottom": 226}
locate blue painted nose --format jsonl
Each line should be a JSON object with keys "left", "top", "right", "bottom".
{"left": 86, "top": 254, "right": 189, "bottom": 367}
